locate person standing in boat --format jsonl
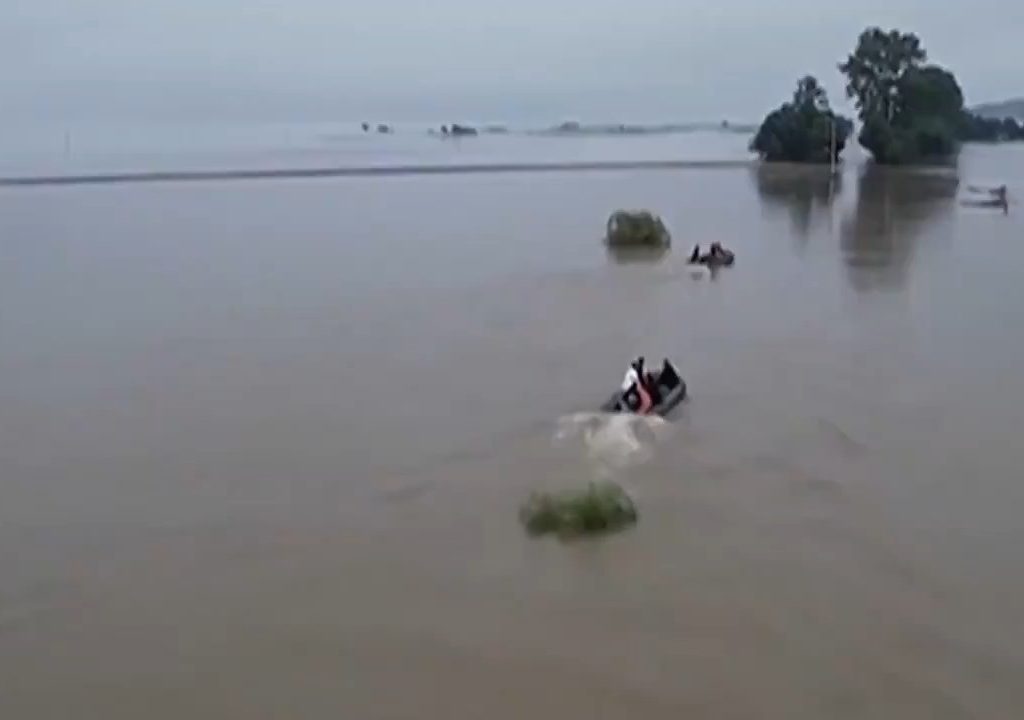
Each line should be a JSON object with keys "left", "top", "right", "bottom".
{"left": 620, "top": 357, "right": 654, "bottom": 414}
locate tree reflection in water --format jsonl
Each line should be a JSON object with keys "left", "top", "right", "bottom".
{"left": 840, "top": 164, "right": 959, "bottom": 292}
{"left": 753, "top": 164, "right": 842, "bottom": 247}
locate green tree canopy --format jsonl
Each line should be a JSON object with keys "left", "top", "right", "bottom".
{"left": 840, "top": 28, "right": 965, "bottom": 163}
{"left": 793, "top": 75, "right": 829, "bottom": 113}
{"left": 751, "top": 76, "right": 851, "bottom": 164}
{"left": 899, "top": 66, "right": 964, "bottom": 124}
{"left": 840, "top": 28, "right": 926, "bottom": 124}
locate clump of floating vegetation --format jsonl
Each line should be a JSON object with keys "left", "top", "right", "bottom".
{"left": 604, "top": 210, "right": 671, "bottom": 248}
{"left": 519, "top": 482, "right": 638, "bottom": 538}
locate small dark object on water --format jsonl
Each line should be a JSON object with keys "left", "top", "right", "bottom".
{"left": 520, "top": 482, "right": 638, "bottom": 539}
{"left": 689, "top": 242, "right": 735, "bottom": 267}
{"left": 377, "top": 124, "right": 392, "bottom": 134}
{"left": 361, "top": 122, "right": 370, "bottom": 132}
{"left": 449, "top": 124, "right": 478, "bottom": 137}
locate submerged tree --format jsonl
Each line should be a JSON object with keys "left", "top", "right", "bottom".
{"left": 840, "top": 28, "right": 965, "bottom": 164}
{"left": 751, "top": 76, "right": 851, "bottom": 163}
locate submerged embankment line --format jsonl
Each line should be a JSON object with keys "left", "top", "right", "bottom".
{"left": 0, "top": 159, "right": 753, "bottom": 188}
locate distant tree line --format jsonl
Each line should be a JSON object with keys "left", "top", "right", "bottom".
{"left": 752, "top": 27, "right": 1024, "bottom": 166}
{"left": 959, "top": 113, "right": 1024, "bottom": 142}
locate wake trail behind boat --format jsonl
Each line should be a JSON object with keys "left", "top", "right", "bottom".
{"left": 555, "top": 412, "right": 672, "bottom": 479}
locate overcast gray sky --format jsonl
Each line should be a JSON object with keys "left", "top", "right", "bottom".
{"left": 5, "top": 0, "right": 1022, "bottom": 123}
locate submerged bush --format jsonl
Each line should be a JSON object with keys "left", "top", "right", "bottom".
{"left": 605, "top": 210, "right": 671, "bottom": 248}
{"left": 519, "top": 482, "right": 638, "bottom": 538}
{"left": 751, "top": 76, "right": 851, "bottom": 163}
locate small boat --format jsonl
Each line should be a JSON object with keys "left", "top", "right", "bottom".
{"left": 689, "top": 243, "right": 735, "bottom": 267}
{"left": 962, "top": 184, "right": 1009, "bottom": 211}
{"left": 601, "top": 360, "right": 687, "bottom": 416}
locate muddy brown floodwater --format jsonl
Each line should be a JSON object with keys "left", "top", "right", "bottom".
{"left": 2, "top": 145, "right": 1024, "bottom": 718}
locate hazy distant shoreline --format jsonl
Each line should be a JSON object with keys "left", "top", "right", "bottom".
{"left": 330, "top": 120, "right": 758, "bottom": 139}
{"left": 0, "top": 158, "right": 754, "bottom": 188}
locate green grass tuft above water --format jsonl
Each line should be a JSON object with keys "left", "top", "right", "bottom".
{"left": 604, "top": 210, "right": 671, "bottom": 248}
{"left": 519, "top": 482, "right": 638, "bottom": 539}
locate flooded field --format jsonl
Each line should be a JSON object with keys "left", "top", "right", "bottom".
{"left": 2, "top": 143, "right": 1023, "bottom": 718}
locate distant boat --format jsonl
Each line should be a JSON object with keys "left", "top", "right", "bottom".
{"left": 962, "top": 184, "right": 1008, "bottom": 211}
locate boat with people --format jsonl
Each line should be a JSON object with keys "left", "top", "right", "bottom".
{"left": 962, "top": 184, "right": 1009, "bottom": 212}
{"left": 602, "top": 357, "right": 687, "bottom": 416}
{"left": 689, "top": 242, "right": 735, "bottom": 267}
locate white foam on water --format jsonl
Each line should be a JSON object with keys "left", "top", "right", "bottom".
{"left": 555, "top": 411, "right": 671, "bottom": 478}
